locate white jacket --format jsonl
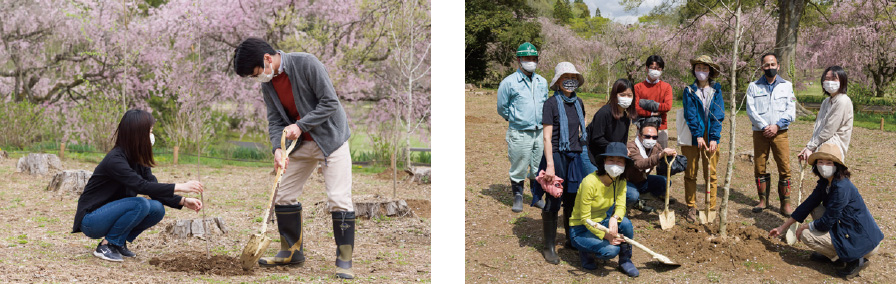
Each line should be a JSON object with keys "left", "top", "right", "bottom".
{"left": 745, "top": 77, "right": 796, "bottom": 131}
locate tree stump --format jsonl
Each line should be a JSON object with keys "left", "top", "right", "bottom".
{"left": 0, "top": 151, "right": 7, "bottom": 159}
{"left": 353, "top": 199, "right": 411, "bottom": 219}
{"left": 166, "top": 217, "right": 228, "bottom": 238}
{"left": 16, "top": 153, "right": 63, "bottom": 175}
{"left": 46, "top": 170, "right": 92, "bottom": 197}
{"left": 406, "top": 166, "right": 431, "bottom": 184}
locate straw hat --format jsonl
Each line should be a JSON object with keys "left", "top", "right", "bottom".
{"left": 808, "top": 142, "right": 847, "bottom": 169}
{"left": 689, "top": 55, "right": 721, "bottom": 79}
{"left": 550, "top": 62, "right": 585, "bottom": 91}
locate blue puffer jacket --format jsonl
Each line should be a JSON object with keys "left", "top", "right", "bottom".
{"left": 790, "top": 177, "right": 884, "bottom": 262}
{"left": 681, "top": 81, "right": 725, "bottom": 144}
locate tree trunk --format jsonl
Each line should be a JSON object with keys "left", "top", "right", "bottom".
{"left": 775, "top": 0, "right": 810, "bottom": 117}
{"left": 406, "top": 78, "right": 412, "bottom": 169}
{"left": 720, "top": 2, "right": 743, "bottom": 239}
{"left": 173, "top": 146, "right": 180, "bottom": 165}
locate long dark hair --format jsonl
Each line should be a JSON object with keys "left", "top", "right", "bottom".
{"left": 821, "top": 66, "right": 848, "bottom": 96}
{"left": 113, "top": 109, "right": 156, "bottom": 167}
{"left": 606, "top": 79, "right": 636, "bottom": 120}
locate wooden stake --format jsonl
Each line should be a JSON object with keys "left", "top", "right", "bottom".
{"left": 59, "top": 143, "right": 66, "bottom": 159}
{"left": 881, "top": 117, "right": 885, "bottom": 130}
{"left": 173, "top": 146, "right": 180, "bottom": 165}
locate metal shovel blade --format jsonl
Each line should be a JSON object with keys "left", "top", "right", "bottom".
{"left": 239, "top": 233, "right": 271, "bottom": 270}
{"left": 659, "top": 210, "right": 675, "bottom": 230}
{"left": 698, "top": 209, "right": 716, "bottom": 224}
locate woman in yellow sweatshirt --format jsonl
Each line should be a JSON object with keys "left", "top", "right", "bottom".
{"left": 568, "top": 142, "right": 639, "bottom": 277}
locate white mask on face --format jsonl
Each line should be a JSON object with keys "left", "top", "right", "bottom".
{"left": 149, "top": 133, "right": 155, "bottom": 146}
{"left": 618, "top": 96, "right": 633, "bottom": 108}
{"left": 648, "top": 69, "right": 662, "bottom": 80}
{"left": 253, "top": 60, "right": 275, "bottom": 83}
{"left": 823, "top": 81, "right": 840, "bottom": 95}
{"left": 818, "top": 164, "right": 835, "bottom": 179}
{"left": 695, "top": 71, "right": 709, "bottom": 82}
{"left": 642, "top": 138, "right": 657, "bottom": 149}
{"left": 605, "top": 164, "right": 625, "bottom": 178}
{"left": 521, "top": 61, "right": 537, "bottom": 73}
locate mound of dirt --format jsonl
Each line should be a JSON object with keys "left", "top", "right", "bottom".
{"left": 148, "top": 253, "right": 252, "bottom": 276}
{"left": 648, "top": 223, "right": 784, "bottom": 265}
{"left": 407, "top": 199, "right": 431, "bottom": 218}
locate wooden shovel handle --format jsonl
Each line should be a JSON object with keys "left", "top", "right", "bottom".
{"left": 259, "top": 130, "right": 297, "bottom": 234}
{"left": 585, "top": 220, "right": 663, "bottom": 259}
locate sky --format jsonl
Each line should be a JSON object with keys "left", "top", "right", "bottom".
{"left": 582, "top": 0, "right": 665, "bottom": 24}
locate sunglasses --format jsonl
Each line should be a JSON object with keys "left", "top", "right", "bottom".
{"left": 642, "top": 135, "right": 659, "bottom": 139}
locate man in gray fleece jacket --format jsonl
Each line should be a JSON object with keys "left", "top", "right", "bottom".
{"left": 233, "top": 37, "right": 355, "bottom": 279}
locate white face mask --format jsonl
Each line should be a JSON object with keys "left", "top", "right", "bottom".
{"left": 605, "top": 164, "right": 625, "bottom": 178}
{"left": 648, "top": 69, "right": 662, "bottom": 80}
{"left": 823, "top": 81, "right": 840, "bottom": 94}
{"left": 695, "top": 71, "right": 709, "bottom": 82}
{"left": 642, "top": 138, "right": 657, "bottom": 149}
{"left": 149, "top": 133, "right": 155, "bottom": 146}
{"left": 618, "top": 96, "right": 632, "bottom": 108}
{"left": 818, "top": 164, "right": 835, "bottom": 179}
{"left": 521, "top": 61, "right": 537, "bottom": 73}
{"left": 253, "top": 60, "right": 275, "bottom": 83}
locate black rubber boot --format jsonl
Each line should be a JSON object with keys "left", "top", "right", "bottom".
{"left": 778, "top": 179, "right": 793, "bottom": 217}
{"left": 752, "top": 174, "right": 770, "bottom": 213}
{"left": 258, "top": 204, "right": 305, "bottom": 267}
{"left": 541, "top": 211, "right": 560, "bottom": 264}
{"left": 333, "top": 211, "right": 356, "bottom": 279}
{"left": 837, "top": 258, "right": 869, "bottom": 280}
{"left": 511, "top": 180, "right": 524, "bottom": 212}
{"left": 618, "top": 243, "right": 639, "bottom": 277}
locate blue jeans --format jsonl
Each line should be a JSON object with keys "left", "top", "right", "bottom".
{"left": 580, "top": 148, "right": 598, "bottom": 177}
{"left": 81, "top": 197, "right": 165, "bottom": 246}
{"left": 570, "top": 216, "right": 635, "bottom": 260}
{"left": 626, "top": 175, "right": 667, "bottom": 208}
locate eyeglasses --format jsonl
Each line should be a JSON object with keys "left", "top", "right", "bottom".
{"left": 642, "top": 135, "right": 659, "bottom": 139}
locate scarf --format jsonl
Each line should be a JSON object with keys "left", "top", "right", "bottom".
{"left": 634, "top": 137, "right": 651, "bottom": 174}
{"left": 556, "top": 91, "right": 586, "bottom": 152}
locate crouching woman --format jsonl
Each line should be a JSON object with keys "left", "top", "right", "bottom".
{"left": 769, "top": 143, "right": 883, "bottom": 280}
{"left": 568, "top": 142, "right": 639, "bottom": 277}
{"left": 72, "top": 109, "right": 205, "bottom": 262}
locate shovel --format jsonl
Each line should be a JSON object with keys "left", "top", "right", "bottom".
{"left": 785, "top": 160, "right": 806, "bottom": 245}
{"left": 658, "top": 156, "right": 675, "bottom": 230}
{"left": 239, "top": 130, "right": 297, "bottom": 270}
{"left": 698, "top": 148, "right": 716, "bottom": 224}
{"left": 585, "top": 219, "right": 680, "bottom": 266}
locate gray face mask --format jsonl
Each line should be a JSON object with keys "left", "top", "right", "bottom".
{"left": 562, "top": 79, "right": 578, "bottom": 92}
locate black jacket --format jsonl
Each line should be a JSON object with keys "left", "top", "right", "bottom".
{"left": 72, "top": 147, "right": 182, "bottom": 233}
{"left": 586, "top": 104, "right": 631, "bottom": 166}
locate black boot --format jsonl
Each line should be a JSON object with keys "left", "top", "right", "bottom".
{"left": 752, "top": 174, "right": 770, "bottom": 213}
{"left": 258, "top": 204, "right": 305, "bottom": 266}
{"left": 333, "top": 211, "right": 356, "bottom": 279}
{"left": 778, "top": 179, "right": 794, "bottom": 217}
{"left": 837, "top": 258, "right": 869, "bottom": 280}
{"left": 618, "top": 244, "right": 639, "bottom": 277}
{"left": 511, "top": 180, "right": 524, "bottom": 212}
{"left": 541, "top": 211, "right": 560, "bottom": 264}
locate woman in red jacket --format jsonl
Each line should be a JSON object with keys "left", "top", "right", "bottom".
{"left": 72, "top": 109, "right": 204, "bottom": 262}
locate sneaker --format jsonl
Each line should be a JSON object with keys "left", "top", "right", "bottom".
{"left": 110, "top": 243, "right": 136, "bottom": 258}
{"left": 636, "top": 200, "right": 655, "bottom": 213}
{"left": 93, "top": 242, "right": 123, "bottom": 262}
{"left": 836, "top": 258, "right": 869, "bottom": 280}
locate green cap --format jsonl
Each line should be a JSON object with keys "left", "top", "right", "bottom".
{"left": 516, "top": 42, "right": 538, "bottom": 57}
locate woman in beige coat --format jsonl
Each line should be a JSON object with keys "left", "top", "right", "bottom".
{"left": 798, "top": 66, "right": 853, "bottom": 162}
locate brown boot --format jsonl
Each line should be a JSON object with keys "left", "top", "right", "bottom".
{"left": 752, "top": 174, "right": 770, "bottom": 213}
{"left": 779, "top": 179, "right": 794, "bottom": 217}
{"left": 686, "top": 207, "right": 698, "bottom": 223}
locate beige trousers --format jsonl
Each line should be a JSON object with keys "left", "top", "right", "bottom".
{"left": 275, "top": 140, "right": 354, "bottom": 212}
{"left": 800, "top": 205, "right": 879, "bottom": 261}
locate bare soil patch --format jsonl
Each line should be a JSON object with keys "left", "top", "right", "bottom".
{"left": 149, "top": 253, "right": 252, "bottom": 276}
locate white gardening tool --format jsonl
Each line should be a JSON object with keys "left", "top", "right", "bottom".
{"left": 785, "top": 160, "right": 806, "bottom": 245}
{"left": 585, "top": 219, "right": 680, "bottom": 266}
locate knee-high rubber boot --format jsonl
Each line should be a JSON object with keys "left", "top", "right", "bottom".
{"left": 511, "top": 180, "right": 524, "bottom": 212}
{"left": 333, "top": 211, "right": 356, "bottom": 279}
{"left": 778, "top": 179, "right": 793, "bottom": 217}
{"left": 618, "top": 243, "right": 639, "bottom": 277}
{"left": 258, "top": 204, "right": 305, "bottom": 266}
{"left": 752, "top": 174, "right": 770, "bottom": 213}
{"left": 541, "top": 211, "right": 560, "bottom": 264}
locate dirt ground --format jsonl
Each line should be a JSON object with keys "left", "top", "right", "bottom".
{"left": 465, "top": 91, "right": 896, "bottom": 283}
{"left": 0, "top": 155, "right": 431, "bottom": 283}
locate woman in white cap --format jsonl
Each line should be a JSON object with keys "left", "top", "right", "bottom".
{"left": 534, "top": 62, "right": 587, "bottom": 264}
{"left": 769, "top": 142, "right": 882, "bottom": 280}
